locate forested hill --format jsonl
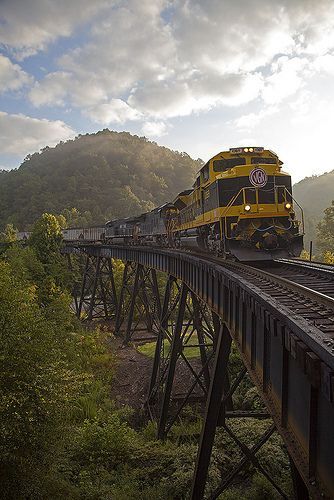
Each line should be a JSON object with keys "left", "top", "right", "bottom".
{"left": 293, "top": 170, "right": 334, "bottom": 245}
{"left": 0, "top": 130, "right": 203, "bottom": 230}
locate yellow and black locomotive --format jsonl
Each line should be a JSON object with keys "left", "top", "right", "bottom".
{"left": 171, "top": 147, "right": 303, "bottom": 260}
{"left": 102, "top": 146, "right": 304, "bottom": 261}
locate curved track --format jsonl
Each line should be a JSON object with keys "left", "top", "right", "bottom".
{"left": 258, "top": 258, "right": 334, "bottom": 298}
{"left": 220, "top": 259, "right": 334, "bottom": 352}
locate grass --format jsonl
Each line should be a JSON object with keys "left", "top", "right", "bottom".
{"left": 137, "top": 336, "right": 204, "bottom": 359}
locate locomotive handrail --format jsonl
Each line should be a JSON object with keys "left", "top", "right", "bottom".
{"left": 221, "top": 187, "right": 244, "bottom": 238}
{"left": 283, "top": 187, "right": 305, "bottom": 235}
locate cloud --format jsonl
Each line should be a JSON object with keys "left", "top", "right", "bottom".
{"left": 29, "top": 72, "right": 70, "bottom": 106}
{"left": 7, "top": 0, "right": 334, "bottom": 126}
{"left": 85, "top": 99, "right": 141, "bottom": 124}
{"left": 0, "top": 54, "right": 33, "bottom": 92}
{"left": 261, "top": 56, "right": 311, "bottom": 104}
{"left": 234, "top": 106, "right": 279, "bottom": 130}
{"left": 313, "top": 54, "right": 334, "bottom": 75}
{"left": 141, "top": 121, "right": 168, "bottom": 137}
{"left": 0, "top": 111, "right": 76, "bottom": 156}
{"left": 0, "top": 0, "right": 109, "bottom": 58}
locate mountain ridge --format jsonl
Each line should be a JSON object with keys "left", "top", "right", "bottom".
{"left": 0, "top": 130, "right": 203, "bottom": 230}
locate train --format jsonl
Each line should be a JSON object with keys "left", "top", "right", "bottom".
{"left": 18, "top": 147, "right": 305, "bottom": 261}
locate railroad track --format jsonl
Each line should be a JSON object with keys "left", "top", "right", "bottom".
{"left": 254, "top": 258, "right": 334, "bottom": 299}
{"left": 218, "top": 259, "right": 334, "bottom": 353}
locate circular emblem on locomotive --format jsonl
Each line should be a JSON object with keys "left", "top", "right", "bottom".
{"left": 249, "top": 167, "right": 268, "bottom": 187}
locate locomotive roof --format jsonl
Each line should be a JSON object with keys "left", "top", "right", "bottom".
{"left": 177, "top": 189, "right": 193, "bottom": 196}
{"left": 197, "top": 147, "right": 282, "bottom": 173}
{"left": 64, "top": 225, "right": 106, "bottom": 230}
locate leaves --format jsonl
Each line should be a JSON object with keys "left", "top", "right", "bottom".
{"left": 316, "top": 200, "right": 334, "bottom": 255}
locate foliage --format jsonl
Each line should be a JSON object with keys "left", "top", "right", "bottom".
{"left": 317, "top": 200, "right": 334, "bottom": 255}
{"left": 323, "top": 251, "right": 334, "bottom": 264}
{"left": 0, "top": 130, "right": 203, "bottom": 230}
{"left": 293, "top": 171, "right": 334, "bottom": 249}
{"left": 299, "top": 249, "right": 310, "bottom": 261}
{"left": 5, "top": 215, "right": 73, "bottom": 310}
{"left": 0, "top": 223, "right": 17, "bottom": 243}
{"left": 0, "top": 260, "right": 76, "bottom": 497}
{"left": 61, "top": 207, "right": 94, "bottom": 228}
{"left": 29, "top": 212, "right": 63, "bottom": 262}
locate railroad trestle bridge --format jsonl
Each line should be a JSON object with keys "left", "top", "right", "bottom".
{"left": 63, "top": 243, "right": 334, "bottom": 500}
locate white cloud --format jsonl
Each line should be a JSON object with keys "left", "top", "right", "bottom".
{"left": 85, "top": 99, "right": 141, "bottom": 124}
{"left": 2, "top": 0, "right": 334, "bottom": 138}
{"left": 313, "top": 54, "right": 334, "bottom": 75}
{"left": 0, "top": 54, "right": 33, "bottom": 92}
{"left": 234, "top": 106, "right": 279, "bottom": 130}
{"left": 29, "top": 72, "right": 70, "bottom": 106}
{"left": 0, "top": 111, "right": 76, "bottom": 156}
{"left": 25, "top": 0, "right": 334, "bottom": 125}
{"left": 141, "top": 121, "right": 168, "bottom": 137}
{"left": 0, "top": 0, "right": 109, "bottom": 58}
{"left": 262, "top": 56, "right": 311, "bottom": 104}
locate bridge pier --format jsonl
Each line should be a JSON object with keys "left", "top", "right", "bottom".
{"left": 191, "top": 321, "right": 290, "bottom": 500}
{"left": 77, "top": 252, "right": 118, "bottom": 320}
{"left": 114, "top": 261, "right": 162, "bottom": 343}
{"left": 146, "top": 278, "right": 217, "bottom": 435}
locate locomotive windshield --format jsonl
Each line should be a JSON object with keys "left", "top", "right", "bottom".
{"left": 213, "top": 157, "right": 246, "bottom": 172}
{"left": 251, "top": 157, "right": 277, "bottom": 164}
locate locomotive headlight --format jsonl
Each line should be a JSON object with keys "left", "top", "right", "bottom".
{"left": 249, "top": 147, "right": 254, "bottom": 152}
{"left": 244, "top": 148, "right": 249, "bottom": 152}
{"left": 285, "top": 202, "right": 292, "bottom": 210}
{"left": 244, "top": 204, "right": 251, "bottom": 212}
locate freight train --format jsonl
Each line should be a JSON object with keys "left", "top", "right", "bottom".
{"left": 21, "top": 147, "right": 305, "bottom": 261}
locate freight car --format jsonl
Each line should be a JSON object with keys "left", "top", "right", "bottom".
{"left": 62, "top": 225, "right": 106, "bottom": 242}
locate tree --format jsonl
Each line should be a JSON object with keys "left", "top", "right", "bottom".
{"left": 28, "top": 213, "right": 73, "bottom": 294}
{"left": 0, "top": 223, "right": 17, "bottom": 243}
{"left": 0, "top": 261, "right": 73, "bottom": 496}
{"left": 316, "top": 201, "right": 334, "bottom": 255}
{"left": 29, "top": 213, "right": 63, "bottom": 264}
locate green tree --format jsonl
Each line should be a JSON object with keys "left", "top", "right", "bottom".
{"left": 0, "top": 130, "right": 202, "bottom": 229}
{"left": 28, "top": 213, "right": 73, "bottom": 297}
{"left": 0, "top": 261, "right": 74, "bottom": 497}
{"left": 316, "top": 201, "right": 334, "bottom": 255}
{"left": 0, "top": 223, "right": 17, "bottom": 243}
{"left": 29, "top": 213, "right": 63, "bottom": 262}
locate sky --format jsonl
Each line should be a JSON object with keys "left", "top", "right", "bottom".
{"left": 0, "top": 0, "right": 334, "bottom": 182}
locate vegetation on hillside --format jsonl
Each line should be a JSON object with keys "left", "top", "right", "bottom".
{"left": 316, "top": 200, "right": 334, "bottom": 262}
{"left": 293, "top": 170, "right": 334, "bottom": 248}
{"left": 0, "top": 130, "right": 202, "bottom": 230}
